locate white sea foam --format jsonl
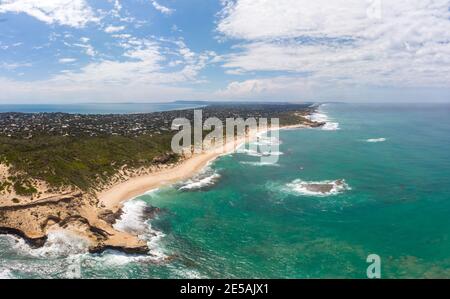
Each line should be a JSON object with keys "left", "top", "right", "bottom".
{"left": 285, "top": 179, "right": 350, "bottom": 196}
{"left": 322, "top": 122, "right": 340, "bottom": 131}
{"left": 169, "top": 266, "right": 204, "bottom": 279}
{"left": 308, "top": 112, "right": 329, "bottom": 123}
{"left": 0, "top": 269, "right": 14, "bottom": 279}
{"left": 0, "top": 200, "right": 168, "bottom": 276}
{"left": 366, "top": 138, "right": 387, "bottom": 143}
{"left": 254, "top": 135, "right": 281, "bottom": 145}
{"left": 308, "top": 108, "right": 340, "bottom": 131}
{"left": 113, "top": 199, "right": 167, "bottom": 263}
{"left": 240, "top": 148, "right": 284, "bottom": 157}
{"left": 240, "top": 161, "right": 280, "bottom": 167}
{"left": 144, "top": 188, "right": 160, "bottom": 196}
{"left": 179, "top": 167, "right": 221, "bottom": 191}
{"left": 240, "top": 148, "right": 261, "bottom": 157}
{"left": 10, "top": 230, "right": 90, "bottom": 258}
{"left": 114, "top": 199, "right": 150, "bottom": 235}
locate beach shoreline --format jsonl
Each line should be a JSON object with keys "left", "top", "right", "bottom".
{"left": 0, "top": 116, "right": 319, "bottom": 254}
{"left": 98, "top": 123, "right": 308, "bottom": 212}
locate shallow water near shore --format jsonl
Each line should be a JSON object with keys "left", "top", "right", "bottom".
{"left": 1, "top": 103, "right": 450, "bottom": 278}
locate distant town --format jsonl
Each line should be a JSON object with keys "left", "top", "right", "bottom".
{"left": 0, "top": 104, "right": 316, "bottom": 138}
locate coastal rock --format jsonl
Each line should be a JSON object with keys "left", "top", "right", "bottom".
{"left": 88, "top": 244, "right": 149, "bottom": 255}
{"left": 98, "top": 209, "right": 123, "bottom": 225}
{"left": 0, "top": 191, "right": 149, "bottom": 255}
{"left": 142, "top": 206, "right": 161, "bottom": 219}
{"left": 303, "top": 180, "right": 344, "bottom": 193}
{"left": 309, "top": 121, "right": 326, "bottom": 128}
{"left": 0, "top": 226, "right": 47, "bottom": 248}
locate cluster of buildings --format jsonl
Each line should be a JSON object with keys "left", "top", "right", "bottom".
{"left": 0, "top": 104, "right": 313, "bottom": 138}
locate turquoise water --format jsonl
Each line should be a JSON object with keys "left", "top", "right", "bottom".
{"left": 0, "top": 103, "right": 449, "bottom": 278}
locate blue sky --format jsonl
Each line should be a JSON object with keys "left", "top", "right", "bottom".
{"left": 0, "top": 0, "right": 449, "bottom": 103}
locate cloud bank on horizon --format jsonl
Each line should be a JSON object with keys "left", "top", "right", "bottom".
{"left": 0, "top": 0, "right": 449, "bottom": 103}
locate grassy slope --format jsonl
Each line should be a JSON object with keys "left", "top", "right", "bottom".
{"left": 0, "top": 110, "right": 312, "bottom": 195}
{"left": 0, "top": 133, "right": 176, "bottom": 193}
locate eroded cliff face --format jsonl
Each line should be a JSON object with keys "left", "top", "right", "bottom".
{"left": 0, "top": 164, "right": 149, "bottom": 254}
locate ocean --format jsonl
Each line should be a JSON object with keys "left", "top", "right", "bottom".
{"left": 0, "top": 103, "right": 449, "bottom": 278}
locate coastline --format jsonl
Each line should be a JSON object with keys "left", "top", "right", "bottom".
{"left": 98, "top": 124, "right": 308, "bottom": 212}
{"left": 0, "top": 119, "right": 319, "bottom": 254}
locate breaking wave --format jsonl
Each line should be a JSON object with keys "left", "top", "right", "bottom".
{"left": 114, "top": 199, "right": 151, "bottom": 235}
{"left": 322, "top": 122, "right": 340, "bottom": 131}
{"left": 168, "top": 266, "right": 204, "bottom": 279}
{"left": 113, "top": 199, "right": 167, "bottom": 263}
{"left": 178, "top": 168, "right": 221, "bottom": 191}
{"left": 0, "top": 269, "right": 14, "bottom": 279}
{"left": 285, "top": 179, "right": 350, "bottom": 196}
{"left": 308, "top": 110, "right": 340, "bottom": 131}
{"left": 240, "top": 161, "right": 280, "bottom": 167}
{"left": 366, "top": 138, "right": 386, "bottom": 143}
{"left": 240, "top": 148, "right": 284, "bottom": 157}
{"left": 254, "top": 135, "right": 282, "bottom": 146}
{"left": 10, "top": 230, "right": 90, "bottom": 258}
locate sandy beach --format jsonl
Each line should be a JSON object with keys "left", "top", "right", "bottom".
{"left": 97, "top": 124, "right": 306, "bottom": 211}
{"left": 0, "top": 117, "right": 312, "bottom": 254}
{"left": 98, "top": 149, "right": 227, "bottom": 211}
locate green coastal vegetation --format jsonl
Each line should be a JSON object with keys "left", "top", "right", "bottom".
{"left": 0, "top": 133, "right": 176, "bottom": 193}
{"left": 0, "top": 104, "right": 315, "bottom": 195}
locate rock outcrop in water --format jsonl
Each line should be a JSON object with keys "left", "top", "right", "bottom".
{"left": 303, "top": 179, "right": 345, "bottom": 194}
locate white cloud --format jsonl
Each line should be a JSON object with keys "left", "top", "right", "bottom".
{"left": 217, "top": 0, "right": 450, "bottom": 88}
{"left": 218, "top": 0, "right": 373, "bottom": 40}
{"left": 151, "top": 1, "right": 174, "bottom": 15}
{"left": 0, "top": 41, "right": 23, "bottom": 50}
{"left": 112, "top": 0, "right": 122, "bottom": 12}
{"left": 104, "top": 25, "right": 125, "bottom": 33}
{"left": 216, "top": 76, "right": 314, "bottom": 99}
{"left": 0, "top": 62, "right": 32, "bottom": 70}
{"left": 0, "top": 0, "right": 99, "bottom": 28}
{"left": 0, "top": 76, "right": 197, "bottom": 103}
{"left": 72, "top": 42, "right": 97, "bottom": 57}
{"left": 0, "top": 37, "right": 217, "bottom": 102}
{"left": 215, "top": 75, "right": 450, "bottom": 102}
{"left": 58, "top": 58, "right": 76, "bottom": 63}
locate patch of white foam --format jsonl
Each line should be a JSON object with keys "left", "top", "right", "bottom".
{"left": 285, "top": 179, "right": 350, "bottom": 197}
{"left": 169, "top": 266, "right": 204, "bottom": 279}
{"left": 265, "top": 151, "right": 284, "bottom": 156}
{"left": 254, "top": 135, "right": 281, "bottom": 145}
{"left": 308, "top": 112, "right": 329, "bottom": 123}
{"left": 322, "top": 122, "right": 340, "bottom": 131}
{"left": 366, "top": 138, "right": 386, "bottom": 143}
{"left": 10, "top": 230, "right": 90, "bottom": 258}
{"left": 308, "top": 109, "right": 340, "bottom": 131}
{"left": 240, "top": 148, "right": 261, "bottom": 157}
{"left": 114, "top": 199, "right": 149, "bottom": 235}
{"left": 240, "top": 148, "right": 284, "bottom": 157}
{"left": 240, "top": 161, "right": 280, "bottom": 167}
{"left": 0, "top": 269, "right": 14, "bottom": 279}
{"left": 113, "top": 199, "right": 167, "bottom": 263}
{"left": 144, "top": 188, "right": 160, "bottom": 196}
{"left": 179, "top": 167, "right": 221, "bottom": 191}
